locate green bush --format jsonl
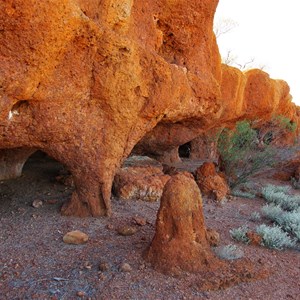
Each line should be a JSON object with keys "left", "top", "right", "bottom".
{"left": 217, "top": 120, "right": 275, "bottom": 187}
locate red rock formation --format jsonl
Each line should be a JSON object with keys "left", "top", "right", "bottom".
{"left": 145, "top": 172, "right": 221, "bottom": 274}
{"left": 113, "top": 156, "right": 170, "bottom": 201}
{"left": 195, "top": 162, "right": 229, "bottom": 200}
{"left": 0, "top": 0, "right": 221, "bottom": 216}
{"left": 168, "top": 66, "right": 299, "bottom": 162}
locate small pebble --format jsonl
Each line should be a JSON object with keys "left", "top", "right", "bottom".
{"left": 132, "top": 216, "right": 147, "bottom": 226}
{"left": 63, "top": 230, "right": 89, "bottom": 245}
{"left": 106, "top": 224, "right": 114, "bottom": 230}
{"left": 117, "top": 226, "right": 137, "bottom": 236}
{"left": 76, "top": 291, "right": 85, "bottom": 297}
{"left": 120, "top": 263, "right": 132, "bottom": 272}
{"left": 32, "top": 200, "right": 43, "bottom": 208}
{"left": 99, "top": 262, "right": 110, "bottom": 272}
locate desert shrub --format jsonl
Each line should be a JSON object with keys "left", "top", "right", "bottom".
{"left": 214, "top": 244, "right": 244, "bottom": 260}
{"left": 230, "top": 225, "right": 250, "bottom": 244}
{"left": 261, "top": 204, "right": 283, "bottom": 222}
{"left": 262, "top": 204, "right": 300, "bottom": 241}
{"left": 259, "top": 115, "right": 297, "bottom": 145}
{"left": 291, "top": 177, "right": 300, "bottom": 190}
{"left": 217, "top": 120, "right": 275, "bottom": 187}
{"left": 231, "top": 189, "right": 256, "bottom": 199}
{"left": 256, "top": 224, "right": 296, "bottom": 250}
{"left": 249, "top": 211, "right": 261, "bottom": 222}
{"left": 261, "top": 184, "right": 300, "bottom": 211}
{"left": 272, "top": 115, "right": 297, "bottom": 133}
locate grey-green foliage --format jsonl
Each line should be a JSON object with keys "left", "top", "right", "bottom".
{"left": 262, "top": 204, "right": 300, "bottom": 241}
{"left": 249, "top": 211, "right": 261, "bottom": 222}
{"left": 217, "top": 120, "right": 275, "bottom": 188}
{"left": 230, "top": 225, "right": 250, "bottom": 244}
{"left": 256, "top": 224, "right": 296, "bottom": 250}
{"left": 291, "top": 177, "right": 300, "bottom": 190}
{"left": 214, "top": 244, "right": 244, "bottom": 260}
{"left": 272, "top": 115, "right": 297, "bottom": 133}
{"left": 231, "top": 189, "right": 256, "bottom": 199}
{"left": 261, "top": 184, "right": 300, "bottom": 211}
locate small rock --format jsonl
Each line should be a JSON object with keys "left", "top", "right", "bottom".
{"left": 120, "top": 263, "right": 132, "bottom": 272}
{"left": 32, "top": 200, "right": 43, "bottom": 208}
{"left": 106, "top": 224, "right": 114, "bottom": 230}
{"left": 246, "top": 231, "right": 262, "bottom": 246}
{"left": 117, "top": 225, "right": 137, "bottom": 236}
{"left": 84, "top": 261, "right": 92, "bottom": 270}
{"left": 76, "top": 291, "right": 85, "bottom": 298}
{"left": 47, "top": 199, "right": 58, "bottom": 204}
{"left": 98, "top": 273, "right": 106, "bottom": 280}
{"left": 132, "top": 216, "right": 147, "bottom": 226}
{"left": 206, "top": 228, "right": 220, "bottom": 247}
{"left": 99, "top": 262, "right": 110, "bottom": 272}
{"left": 63, "top": 230, "right": 89, "bottom": 245}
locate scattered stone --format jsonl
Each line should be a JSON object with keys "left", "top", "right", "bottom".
{"left": 84, "top": 261, "right": 92, "bottom": 270}
{"left": 98, "top": 273, "right": 106, "bottom": 280}
{"left": 99, "top": 262, "right": 110, "bottom": 272}
{"left": 46, "top": 199, "right": 58, "bottom": 205}
{"left": 117, "top": 226, "right": 137, "bottom": 236}
{"left": 246, "top": 231, "right": 262, "bottom": 246}
{"left": 63, "top": 230, "right": 89, "bottom": 245}
{"left": 120, "top": 263, "right": 132, "bottom": 272}
{"left": 76, "top": 291, "right": 85, "bottom": 298}
{"left": 206, "top": 228, "right": 220, "bottom": 247}
{"left": 132, "top": 216, "right": 147, "bottom": 226}
{"left": 106, "top": 224, "right": 114, "bottom": 230}
{"left": 32, "top": 200, "right": 43, "bottom": 208}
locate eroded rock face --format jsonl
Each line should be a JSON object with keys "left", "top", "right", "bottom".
{"left": 0, "top": 0, "right": 221, "bottom": 216}
{"left": 113, "top": 156, "right": 170, "bottom": 201}
{"left": 145, "top": 172, "right": 220, "bottom": 274}
{"left": 0, "top": 148, "right": 35, "bottom": 180}
{"left": 137, "top": 65, "right": 299, "bottom": 163}
{"left": 195, "top": 162, "right": 229, "bottom": 201}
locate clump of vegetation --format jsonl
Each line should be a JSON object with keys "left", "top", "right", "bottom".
{"left": 255, "top": 224, "right": 296, "bottom": 250}
{"left": 217, "top": 115, "right": 298, "bottom": 188}
{"left": 231, "top": 188, "right": 256, "bottom": 199}
{"left": 217, "top": 120, "right": 275, "bottom": 187}
{"left": 249, "top": 211, "right": 261, "bottom": 222}
{"left": 230, "top": 225, "right": 250, "bottom": 244}
{"left": 214, "top": 244, "right": 244, "bottom": 260}
{"left": 261, "top": 184, "right": 300, "bottom": 211}
{"left": 262, "top": 204, "right": 300, "bottom": 241}
{"left": 291, "top": 177, "right": 300, "bottom": 190}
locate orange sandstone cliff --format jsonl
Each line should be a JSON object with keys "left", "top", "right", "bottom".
{"left": 0, "top": 0, "right": 221, "bottom": 216}
{"left": 0, "top": 0, "right": 299, "bottom": 216}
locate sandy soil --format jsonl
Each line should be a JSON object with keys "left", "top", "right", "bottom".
{"left": 0, "top": 153, "right": 299, "bottom": 299}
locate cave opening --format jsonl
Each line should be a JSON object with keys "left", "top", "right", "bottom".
{"left": 0, "top": 150, "right": 72, "bottom": 214}
{"left": 178, "top": 142, "right": 191, "bottom": 158}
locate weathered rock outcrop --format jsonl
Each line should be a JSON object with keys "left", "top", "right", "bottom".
{"left": 139, "top": 64, "right": 299, "bottom": 162}
{"left": 0, "top": 148, "right": 35, "bottom": 180}
{"left": 113, "top": 156, "right": 170, "bottom": 201}
{"left": 0, "top": 0, "right": 221, "bottom": 216}
{"left": 195, "top": 162, "right": 229, "bottom": 200}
